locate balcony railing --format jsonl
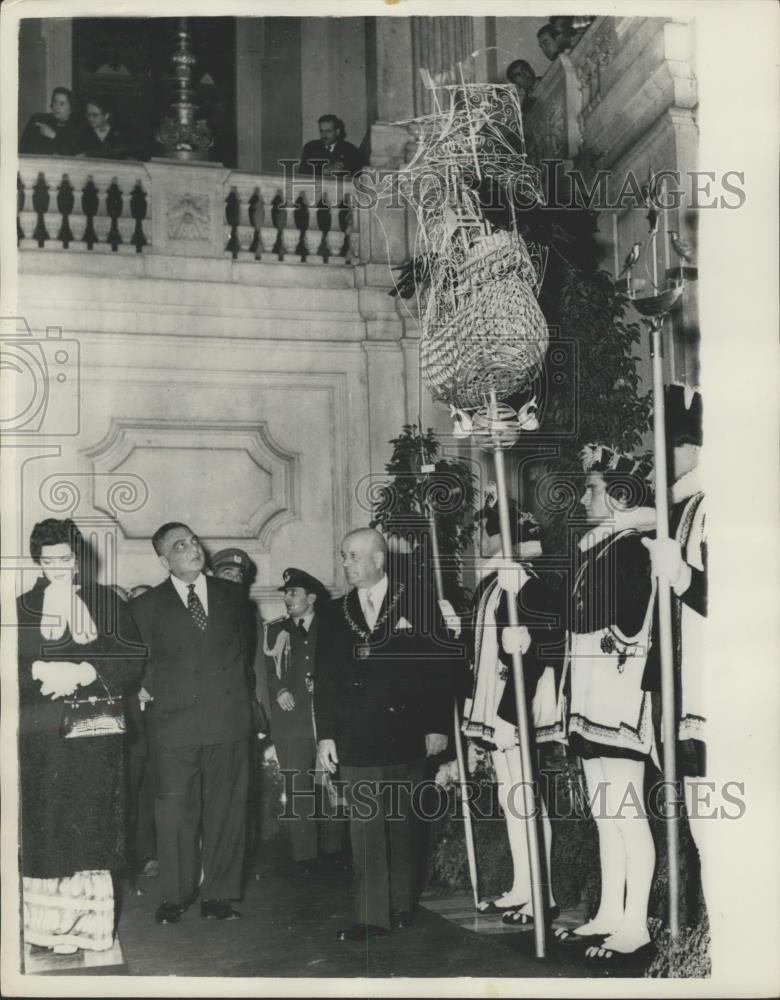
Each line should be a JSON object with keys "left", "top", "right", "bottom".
{"left": 17, "top": 156, "right": 358, "bottom": 266}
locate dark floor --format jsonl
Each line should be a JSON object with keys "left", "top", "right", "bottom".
{"left": 104, "top": 838, "right": 651, "bottom": 981}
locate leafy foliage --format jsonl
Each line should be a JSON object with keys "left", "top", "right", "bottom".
{"left": 371, "top": 424, "right": 477, "bottom": 604}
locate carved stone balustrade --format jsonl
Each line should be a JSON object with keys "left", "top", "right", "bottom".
{"left": 18, "top": 157, "right": 151, "bottom": 254}
{"left": 223, "top": 172, "right": 357, "bottom": 265}
{"left": 17, "top": 156, "right": 364, "bottom": 268}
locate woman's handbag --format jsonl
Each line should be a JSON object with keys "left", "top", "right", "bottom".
{"left": 60, "top": 674, "right": 126, "bottom": 739}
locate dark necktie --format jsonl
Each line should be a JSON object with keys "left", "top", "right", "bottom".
{"left": 187, "top": 583, "right": 208, "bottom": 631}
{"left": 297, "top": 618, "right": 307, "bottom": 637}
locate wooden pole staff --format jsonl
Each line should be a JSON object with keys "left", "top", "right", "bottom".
{"left": 489, "top": 390, "right": 546, "bottom": 959}
{"left": 649, "top": 310, "right": 680, "bottom": 939}
{"left": 421, "top": 460, "right": 480, "bottom": 909}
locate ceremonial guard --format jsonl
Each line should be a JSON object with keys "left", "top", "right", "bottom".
{"left": 265, "top": 568, "right": 347, "bottom": 874}
{"left": 555, "top": 447, "right": 657, "bottom": 965}
{"left": 315, "top": 528, "right": 460, "bottom": 941}
{"left": 462, "top": 490, "right": 564, "bottom": 925}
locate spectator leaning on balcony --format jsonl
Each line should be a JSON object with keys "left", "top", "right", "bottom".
{"left": 78, "top": 98, "right": 131, "bottom": 159}
{"left": 299, "top": 114, "right": 365, "bottom": 178}
{"left": 505, "top": 59, "right": 538, "bottom": 114}
{"left": 20, "top": 86, "right": 84, "bottom": 156}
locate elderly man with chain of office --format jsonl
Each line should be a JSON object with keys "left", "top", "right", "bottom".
{"left": 314, "top": 527, "right": 460, "bottom": 941}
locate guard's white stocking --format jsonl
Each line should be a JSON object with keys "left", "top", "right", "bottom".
{"left": 492, "top": 749, "right": 531, "bottom": 905}
{"left": 577, "top": 756, "right": 624, "bottom": 936}
{"left": 599, "top": 755, "right": 653, "bottom": 952}
{"left": 504, "top": 745, "right": 556, "bottom": 909}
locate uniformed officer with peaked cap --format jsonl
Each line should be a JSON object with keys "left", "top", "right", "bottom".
{"left": 264, "top": 567, "right": 347, "bottom": 873}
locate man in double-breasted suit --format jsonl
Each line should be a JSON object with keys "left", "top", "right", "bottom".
{"left": 129, "top": 523, "right": 254, "bottom": 925}
{"left": 315, "top": 528, "right": 461, "bottom": 941}
{"left": 265, "top": 567, "right": 347, "bottom": 873}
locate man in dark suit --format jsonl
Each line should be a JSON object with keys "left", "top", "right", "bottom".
{"left": 265, "top": 567, "right": 348, "bottom": 874}
{"left": 315, "top": 528, "right": 460, "bottom": 941}
{"left": 129, "top": 523, "right": 254, "bottom": 925}
{"left": 299, "top": 114, "right": 365, "bottom": 178}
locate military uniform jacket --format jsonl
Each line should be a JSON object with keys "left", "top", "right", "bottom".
{"left": 313, "top": 576, "right": 461, "bottom": 767}
{"left": 129, "top": 576, "right": 253, "bottom": 749}
{"left": 265, "top": 616, "right": 318, "bottom": 742}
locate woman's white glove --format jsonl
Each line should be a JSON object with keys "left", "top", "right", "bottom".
{"left": 32, "top": 660, "right": 94, "bottom": 699}
{"left": 501, "top": 625, "right": 531, "bottom": 656}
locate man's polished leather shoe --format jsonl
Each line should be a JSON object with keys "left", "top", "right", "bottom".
{"left": 391, "top": 910, "right": 414, "bottom": 929}
{"left": 155, "top": 901, "right": 187, "bottom": 924}
{"left": 337, "top": 922, "right": 389, "bottom": 941}
{"left": 200, "top": 898, "right": 241, "bottom": 920}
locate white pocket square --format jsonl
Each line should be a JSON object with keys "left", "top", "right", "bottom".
{"left": 395, "top": 616, "right": 413, "bottom": 631}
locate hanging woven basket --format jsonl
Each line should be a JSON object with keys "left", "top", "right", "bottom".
{"left": 420, "top": 231, "right": 548, "bottom": 410}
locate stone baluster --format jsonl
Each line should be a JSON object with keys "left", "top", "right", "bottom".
{"left": 248, "top": 187, "right": 264, "bottom": 259}
{"left": 316, "top": 195, "right": 331, "bottom": 263}
{"left": 17, "top": 173, "right": 25, "bottom": 246}
{"left": 130, "top": 181, "right": 149, "bottom": 253}
{"left": 81, "top": 177, "right": 99, "bottom": 250}
{"left": 271, "top": 191, "right": 287, "bottom": 261}
{"left": 56, "top": 174, "right": 75, "bottom": 249}
{"left": 32, "top": 172, "right": 50, "bottom": 248}
{"left": 105, "top": 180, "right": 123, "bottom": 251}
{"left": 293, "top": 193, "right": 309, "bottom": 262}
{"left": 224, "top": 186, "right": 241, "bottom": 259}
{"left": 338, "top": 196, "right": 353, "bottom": 264}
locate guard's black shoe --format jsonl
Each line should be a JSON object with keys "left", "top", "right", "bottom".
{"left": 200, "top": 898, "right": 241, "bottom": 920}
{"left": 337, "top": 922, "right": 389, "bottom": 941}
{"left": 155, "top": 900, "right": 187, "bottom": 924}
{"left": 391, "top": 910, "right": 414, "bottom": 929}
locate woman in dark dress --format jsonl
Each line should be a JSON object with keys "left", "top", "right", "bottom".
{"left": 555, "top": 445, "right": 657, "bottom": 964}
{"left": 18, "top": 518, "right": 142, "bottom": 954}
{"left": 19, "top": 87, "right": 83, "bottom": 156}
{"left": 78, "top": 98, "right": 131, "bottom": 159}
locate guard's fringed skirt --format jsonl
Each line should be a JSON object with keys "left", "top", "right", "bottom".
{"left": 23, "top": 870, "right": 114, "bottom": 951}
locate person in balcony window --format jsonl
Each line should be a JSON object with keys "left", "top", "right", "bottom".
{"left": 299, "top": 114, "right": 365, "bottom": 178}
{"left": 19, "top": 86, "right": 83, "bottom": 156}
{"left": 536, "top": 24, "right": 563, "bottom": 62}
{"left": 77, "top": 98, "right": 131, "bottom": 160}
{"left": 505, "top": 59, "right": 538, "bottom": 114}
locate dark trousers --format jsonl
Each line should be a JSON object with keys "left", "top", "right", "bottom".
{"left": 155, "top": 739, "right": 248, "bottom": 905}
{"left": 132, "top": 709, "right": 158, "bottom": 866}
{"left": 341, "top": 763, "right": 413, "bottom": 930}
{"left": 276, "top": 737, "right": 346, "bottom": 862}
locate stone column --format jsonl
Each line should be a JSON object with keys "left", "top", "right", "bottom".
{"left": 42, "top": 18, "right": 72, "bottom": 96}
{"left": 411, "top": 17, "right": 475, "bottom": 116}
{"left": 368, "top": 17, "right": 416, "bottom": 168}
{"left": 235, "top": 18, "right": 264, "bottom": 173}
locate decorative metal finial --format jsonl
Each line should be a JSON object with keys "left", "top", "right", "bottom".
{"left": 157, "top": 18, "right": 214, "bottom": 161}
